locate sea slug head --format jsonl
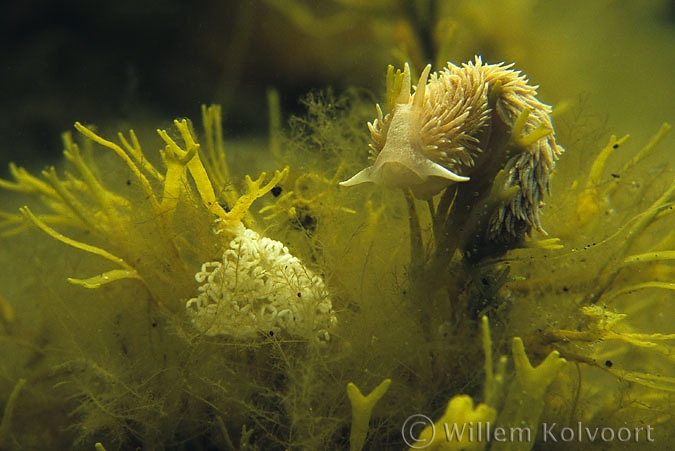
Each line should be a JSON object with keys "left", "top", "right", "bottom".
{"left": 340, "top": 63, "right": 471, "bottom": 199}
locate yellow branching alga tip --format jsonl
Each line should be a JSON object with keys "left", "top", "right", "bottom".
{"left": 347, "top": 379, "right": 391, "bottom": 451}
{"left": 411, "top": 395, "right": 496, "bottom": 451}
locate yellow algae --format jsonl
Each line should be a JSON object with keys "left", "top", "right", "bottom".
{"left": 346, "top": 379, "right": 391, "bottom": 451}
{"left": 0, "top": 3, "right": 673, "bottom": 449}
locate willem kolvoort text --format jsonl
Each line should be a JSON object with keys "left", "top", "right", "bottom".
{"left": 437, "top": 422, "right": 654, "bottom": 444}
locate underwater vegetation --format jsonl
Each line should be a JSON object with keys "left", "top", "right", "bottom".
{"left": 1, "top": 2, "right": 674, "bottom": 450}
{"left": 0, "top": 54, "right": 673, "bottom": 449}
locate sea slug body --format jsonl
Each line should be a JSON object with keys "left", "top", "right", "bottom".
{"left": 341, "top": 56, "right": 565, "bottom": 240}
